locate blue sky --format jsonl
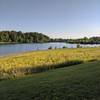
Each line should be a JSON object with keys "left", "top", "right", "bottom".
{"left": 0, "top": 0, "right": 100, "bottom": 38}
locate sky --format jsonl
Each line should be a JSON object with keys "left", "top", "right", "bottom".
{"left": 0, "top": 0, "right": 100, "bottom": 39}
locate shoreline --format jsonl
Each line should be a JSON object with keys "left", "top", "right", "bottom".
{"left": 0, "top": 42, "right": 100, "bottom": 45}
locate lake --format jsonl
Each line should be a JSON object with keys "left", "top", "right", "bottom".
{"left": 0, "top": 42, "right": 100, "bottom": 56}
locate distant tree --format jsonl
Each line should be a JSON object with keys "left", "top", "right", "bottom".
{"left": 0, "top": 31, "right": 50, "bottom": 43}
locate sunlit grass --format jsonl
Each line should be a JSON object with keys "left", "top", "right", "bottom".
{"left": 0, "top": 47, "right": 100, "bottom": 79}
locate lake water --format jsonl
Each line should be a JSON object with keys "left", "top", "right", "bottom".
{"left": 0, "top": 42, "right": 100, "bottom": 56}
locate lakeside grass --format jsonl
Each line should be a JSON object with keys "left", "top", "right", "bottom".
{"left": 0, "top": 47, "right": 100, "bottom": 79}
{"left": 0, "top": 61, "right": 100, "bottom": 100}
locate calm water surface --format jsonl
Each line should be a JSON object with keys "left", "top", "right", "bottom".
{"left": 0, "top": 42, "right": 100, "bottom": 56}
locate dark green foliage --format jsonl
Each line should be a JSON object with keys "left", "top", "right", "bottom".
{"left": 48, "top": 46, "right": 52, "bottom": 49}
{"left": 67, "top": 37, "right": 100, "bottom": 44}
{"left": 0, "top": 31, "right": 50, "bottom": 43}
{"left": 62, "top": 46, "right": 67, "bottom": 48}
{"left": 50, "top": 38, "right": 67, "bottom": 42}
{"left": 51, "top": 37, "right": 100, "bottom": 44}
{"left": 77, "top": 44, "right": 81, "bottom": 48}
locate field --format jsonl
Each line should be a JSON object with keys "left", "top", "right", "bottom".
{"left": 0, "top": 61, "right": 100, "bottom": 100}
{"left": 0, "top": 47, "right": 100, "bottom": 79}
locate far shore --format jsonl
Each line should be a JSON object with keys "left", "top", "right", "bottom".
{"left": 0, "top": 42, "right": 19, "bottom": 44}
{"left": 0, "top": 42, "right": 100, "bottom": 45}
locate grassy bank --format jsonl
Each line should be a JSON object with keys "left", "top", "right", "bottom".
{"left": 0, "top": 61, "right": 100, "bottom": 100}
{"left": 0, "top": 47, "right": 100, "bottom": 79}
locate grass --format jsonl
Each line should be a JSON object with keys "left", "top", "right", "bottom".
{"left": 0, "top": 61, "right": 100, "bottom": 100}
{"left": 0, "top": 47, "right": 100, "bottom": 79}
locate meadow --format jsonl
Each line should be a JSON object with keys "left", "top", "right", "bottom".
{"left": 0, "top": 47, "right": 100, "bottom": 79}
{"left": 0, "top": 61, "right": 100, "bottom": 100}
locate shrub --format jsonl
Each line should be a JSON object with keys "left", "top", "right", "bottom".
{"left": 48, "top": 46, "right": 52, "bottom": 49}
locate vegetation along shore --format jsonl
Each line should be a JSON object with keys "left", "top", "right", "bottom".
{"left": 0, "top": 47, "right": 100, "bottom": 80}
{"left": 0, "top": 31, "right": 100, "bottom": 44}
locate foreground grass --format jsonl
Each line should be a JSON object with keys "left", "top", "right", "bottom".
{"left": 0, "top": 61, "right": 100, "bottom": 100}
{"left": 0, "top": 47, "right": 100, "bottom": 79}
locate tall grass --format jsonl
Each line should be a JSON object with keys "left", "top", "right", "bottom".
{"left": 0, "top": 47, "right": 100, "bottom": 79}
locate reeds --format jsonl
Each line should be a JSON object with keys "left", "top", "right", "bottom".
{"left": 0, "top": 47, "right": 100, "bottom": 79}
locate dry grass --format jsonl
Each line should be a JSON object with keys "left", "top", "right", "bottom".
{"left": 0, "top": 47, "right": 100, "bottom": 79}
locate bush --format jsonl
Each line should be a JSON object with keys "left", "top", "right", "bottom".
{"left": 77, "top": 44, "right": 81, "bottom": 48}
{"left": 48, "top": 46, "right": 52, "bottom": 49}
{"left": 62, "top": 46, "right": 67, "bottom": 49}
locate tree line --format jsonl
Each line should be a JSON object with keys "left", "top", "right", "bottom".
{"left": 0, "top": 31, "right": 50, "bottom": 43}
{"left": 67, "top": 37, "right": 100, "bottom": 44}
{"left": 51, "top": 37, "right": 100, "bottom": 44}
{"left": 0, "top": 31, "right": 100, "bottom": 44}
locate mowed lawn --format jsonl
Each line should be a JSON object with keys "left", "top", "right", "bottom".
{"left": 0, "top": 61, "right": 100, "bottom": 100}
